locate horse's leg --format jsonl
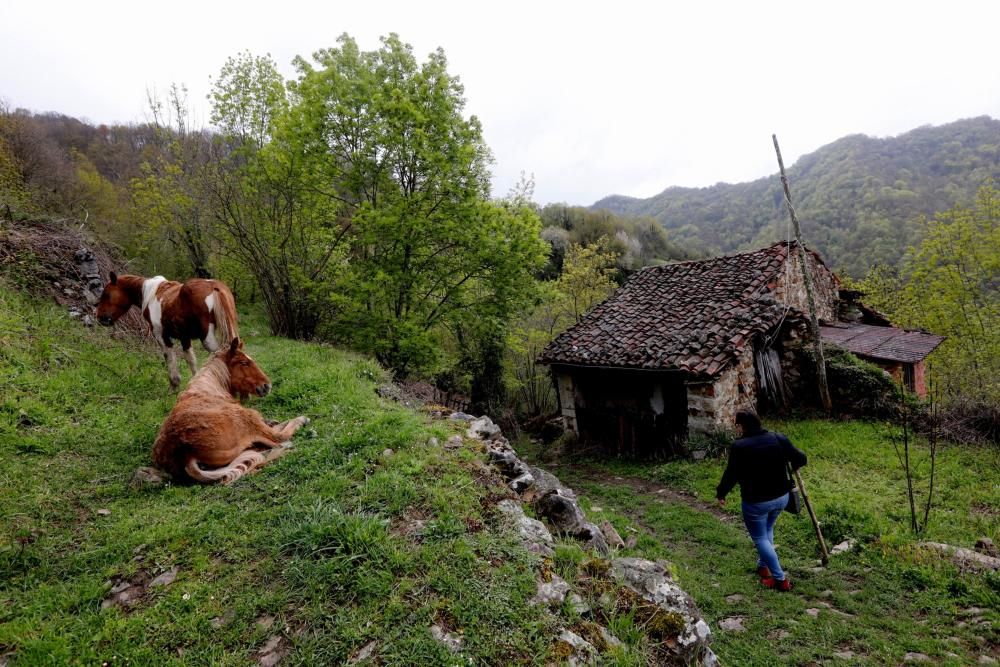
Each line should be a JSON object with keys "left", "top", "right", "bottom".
{"left": 245, "top": 415, "right": 311, "bottom": 449}
{"left": 181, "top": 339, "right": 197, "bottom": 376}
{"left": 268, "top": 416, "right": 311, "bottom": 442}
{"left": 161, "top": 342, "right": 181, "bottom": 390}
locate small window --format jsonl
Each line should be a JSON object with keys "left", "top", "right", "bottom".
{"left": 903, "top": 364, "right": 915, "bottom": 392}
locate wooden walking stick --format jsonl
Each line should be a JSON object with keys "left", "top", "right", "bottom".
{"left": 793, "top": 467, "right": 830, "bottom": 565}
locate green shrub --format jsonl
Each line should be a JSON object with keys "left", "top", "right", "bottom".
{"left": 802, "top": 346, "right": 906, "bottom": 419}
{"left": 819, "top": 503, "right": 879, "bottom": 544}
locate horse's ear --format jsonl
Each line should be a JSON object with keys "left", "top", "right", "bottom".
{"left": 228, "top": 337, "right": 241, "bottom": 355}
{"left": 109, "top": 271, "right": 117, "bottom": 285}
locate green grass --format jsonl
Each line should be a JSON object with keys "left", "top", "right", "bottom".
{"left": 1, "top": 287, "right": 567, "bottom": 665}
{"left": 2, "top": 283, "right": 997, "bottom": 665}
{"left": 518, "top": 422, "right": 1000, "bottom": 665}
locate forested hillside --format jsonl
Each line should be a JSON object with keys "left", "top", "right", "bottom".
{"left": 593, "top": 117, "right": 1000, "bottom": 276}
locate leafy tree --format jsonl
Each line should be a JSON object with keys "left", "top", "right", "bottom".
{"left": 556, "top": 237, "right": 619, "bottom": 323}
{"left": 0, "top": 108, "right": 32, "bottom": 214}
{"left": 285, "top": 34, "right": 545, "bottom": 373}
{"left": 537, "top": 203, "right": 694, "bottom": 277}
{"left": 857, "top": 184, "right": 1000, "bottom": 401}
{"left": 505, "top": 237, "right": 619, "bottom": 416}
{"left": 210, "top": 52, "right": 288, "bottom": 150}
{"left": 131, "top": 85, "right": 216, "bottom": 277}
{"left": 208, "top": 52, "right": 346, "bottom": 339}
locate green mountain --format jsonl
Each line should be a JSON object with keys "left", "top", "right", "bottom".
{"left": 592, "top": 116, "right": 1000, "bottom": 276}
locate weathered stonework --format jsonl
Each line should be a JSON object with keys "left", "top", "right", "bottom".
{"left": 773, "top": 249, "right": 839, "bottom": 322}
{"left": 686, "top": 346, "right": 756, "bottom": 433}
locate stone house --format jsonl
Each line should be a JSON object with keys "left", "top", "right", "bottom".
{"left": 537, "top": 241, "right": 943, "bottom": 456}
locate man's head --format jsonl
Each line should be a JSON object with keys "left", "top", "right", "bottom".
{"left": 734, "top": 409, "right": 761, "bottom": 436}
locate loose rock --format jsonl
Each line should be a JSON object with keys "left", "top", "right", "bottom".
{"left": 257, "top": 635, "right": 289, "bottom": 667}
{"left": 555, "top": 629, "right": 596, "bottom": 666}
{"left": 467, "top": 416, "right": 502, "bottom": 441}
{"left": 830, "top": 540, "right": 856, "bottom": 555}
{"left": 510, "top": 471, "right": 535, "bottom": 493}
{"left": 975, "top": 537, "right": 998, "bottom": 558}
{"left": 599, "top": 520, "right": 625, "bottom": 550}
{"left": 348, "top": 640, "right": 377, "bottom": 664}
{"left": 903, "top": 652, "right": 931, "bottom": 663}
{"left": 568, "top": 593, "right": 591, "bottom": 616}
{"left": 211, "top": 609, "right": 236, "bottom": 629}
{"left": 532, "top": 574, "right": 571, "bottom": 607}
{"left": 719, "top": 617, "right": 745, "bottom": 632}
{"left": 150, "top": 566, "right": 179, "bottom": 587}
{"left": 430, "top": 624, "right": 463, "bottom": 654}
{"left": 130, "top": 466, "right": 170, "bottom": 489}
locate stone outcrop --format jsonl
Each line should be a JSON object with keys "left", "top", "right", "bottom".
{"left": 918, "top": 541, "right": 1000, "bottom": 572}
{"left": 612, "top": 558, "right": 718, "bottom": 666}
{"left": 463, "top": 411, "right": 716, "bottom": 665}
{"left": 496, "top": 500, "right": 555, "bottom": 557}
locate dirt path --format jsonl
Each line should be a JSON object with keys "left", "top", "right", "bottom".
{"left": 540, "top": 462, "right": 735, "bottom": 523}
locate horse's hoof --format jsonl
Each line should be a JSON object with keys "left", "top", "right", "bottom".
{"left": 300, "top": 416, "right": 311, "bottom": 425}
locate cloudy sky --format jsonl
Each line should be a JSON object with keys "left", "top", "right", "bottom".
{"left": 2, "top": 1, "right": 998, "bottom": 205}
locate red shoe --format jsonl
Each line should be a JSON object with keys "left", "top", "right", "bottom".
{"left": 757, "top": 566, "right": 772, "bottom": 579}
{"left": 761, "top": 576, "right": 792, "bottom": 592}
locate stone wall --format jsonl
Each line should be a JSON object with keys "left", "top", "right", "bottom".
{"left": 777, "top": 320, "right": 809, "bottom": 399}
{"left": 773, "top": 249, "right": 839, "bottom": 321}
{"left": 686, "top": 346, "right": 756, "bottom": 433}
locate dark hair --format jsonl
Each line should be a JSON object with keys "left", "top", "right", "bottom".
{"left": 735, "top": 410, "right": 762, "bottom": 434}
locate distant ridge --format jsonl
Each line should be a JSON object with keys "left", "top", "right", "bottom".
{"left": 592, "top": 117, "right": 1000, "bottom": 276}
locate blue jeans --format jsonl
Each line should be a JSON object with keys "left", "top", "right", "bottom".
{"left": 742, "top": 493, "right": 789, "bottom": 581}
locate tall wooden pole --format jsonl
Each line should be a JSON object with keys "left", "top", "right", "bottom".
{"left": 773, "top": 134, "right": 832, "bottom": 414}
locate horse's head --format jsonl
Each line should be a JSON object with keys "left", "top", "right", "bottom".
{"left": 95, "top": 272, "right": 131, "bottom": 326}
{"left": 224, "top": 337, "right": 271, "bottom": 399}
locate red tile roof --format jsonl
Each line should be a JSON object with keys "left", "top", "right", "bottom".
{"left": 820, "top": 323, "right": 945, "bottom": 364}
{"left": 538, "top": 242, "right": 805, "bottom": 377}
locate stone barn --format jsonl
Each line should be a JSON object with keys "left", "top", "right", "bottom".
{"left": 538, "top": 241, "right": 943, "bottom": 456}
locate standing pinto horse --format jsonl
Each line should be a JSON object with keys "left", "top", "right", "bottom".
{"left": 96, "top": 272, "right": 239, "bottom": 389}
{"left": 153, "top": 337, "right": 310, "bottom": 485}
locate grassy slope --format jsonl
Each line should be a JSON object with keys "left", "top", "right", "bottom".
{"left": 0, "top": 287, "right": 566, "bottom": 665}
{"left": 520, "top": 421, "right": 1000, "bottom": 665}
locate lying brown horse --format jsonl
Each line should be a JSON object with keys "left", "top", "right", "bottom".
{"left": 96, "top": 272, "right": 239, "bottom": 389}
{"left": 153, "top": 337, "right": 310, "bottom": 485}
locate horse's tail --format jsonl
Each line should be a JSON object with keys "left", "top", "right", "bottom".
{"left": 184, "top": 450, "right": 266, "bottom": 486}
{"left": 212, "top": 285, "right": 239, "bottom": 349}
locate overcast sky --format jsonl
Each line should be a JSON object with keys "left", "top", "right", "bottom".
{"left": 2, "top": 1, "right": 999, "bottom": 205}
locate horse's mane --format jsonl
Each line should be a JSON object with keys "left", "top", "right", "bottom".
{"left": 183, "top": 353, "right": 232, "bottom": 400}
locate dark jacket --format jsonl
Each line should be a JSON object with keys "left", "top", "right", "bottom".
{"left": 716, "top": 429, "right": 807, "bottom": 503}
